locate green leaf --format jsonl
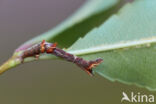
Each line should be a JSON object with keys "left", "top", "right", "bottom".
{"left": 67, "top": 0, "right": 156, "bottom": 90}
{"left": 0, "top": 0, "right": 119, "bottom": 74}
{"left": 16, "top": 0, "right": 120, "bottom": 51}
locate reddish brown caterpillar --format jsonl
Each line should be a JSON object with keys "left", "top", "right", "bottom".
{"left": 21, "top": 40, "right": 103, "bottom": 76}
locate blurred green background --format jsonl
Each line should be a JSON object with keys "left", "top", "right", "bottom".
{"left": 0, "top": 0, "right": 155, "bottom": 104}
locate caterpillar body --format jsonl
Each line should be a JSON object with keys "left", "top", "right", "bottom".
{"left": 21, "top": 40, "right": 57, "bottom": 61}
{"left": 21, "top": 40, "right": 103, "bottom": 76}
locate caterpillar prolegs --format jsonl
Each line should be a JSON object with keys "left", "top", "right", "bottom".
{"left": 21, "top": 40, "right": 103, "bottom": 76}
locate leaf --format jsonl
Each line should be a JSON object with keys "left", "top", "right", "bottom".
{"left": 67, "top": 0, "right": 156, "bottom": 90}
{"left": 0, "top": 0, "right": 120, "bottom": 74}
{"left": 16, "top": 0, "right": 120, "bottom": 51}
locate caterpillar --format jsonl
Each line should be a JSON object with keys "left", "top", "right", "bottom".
{"left": 21, "top": 40, "right": 103, "bottom": 76}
